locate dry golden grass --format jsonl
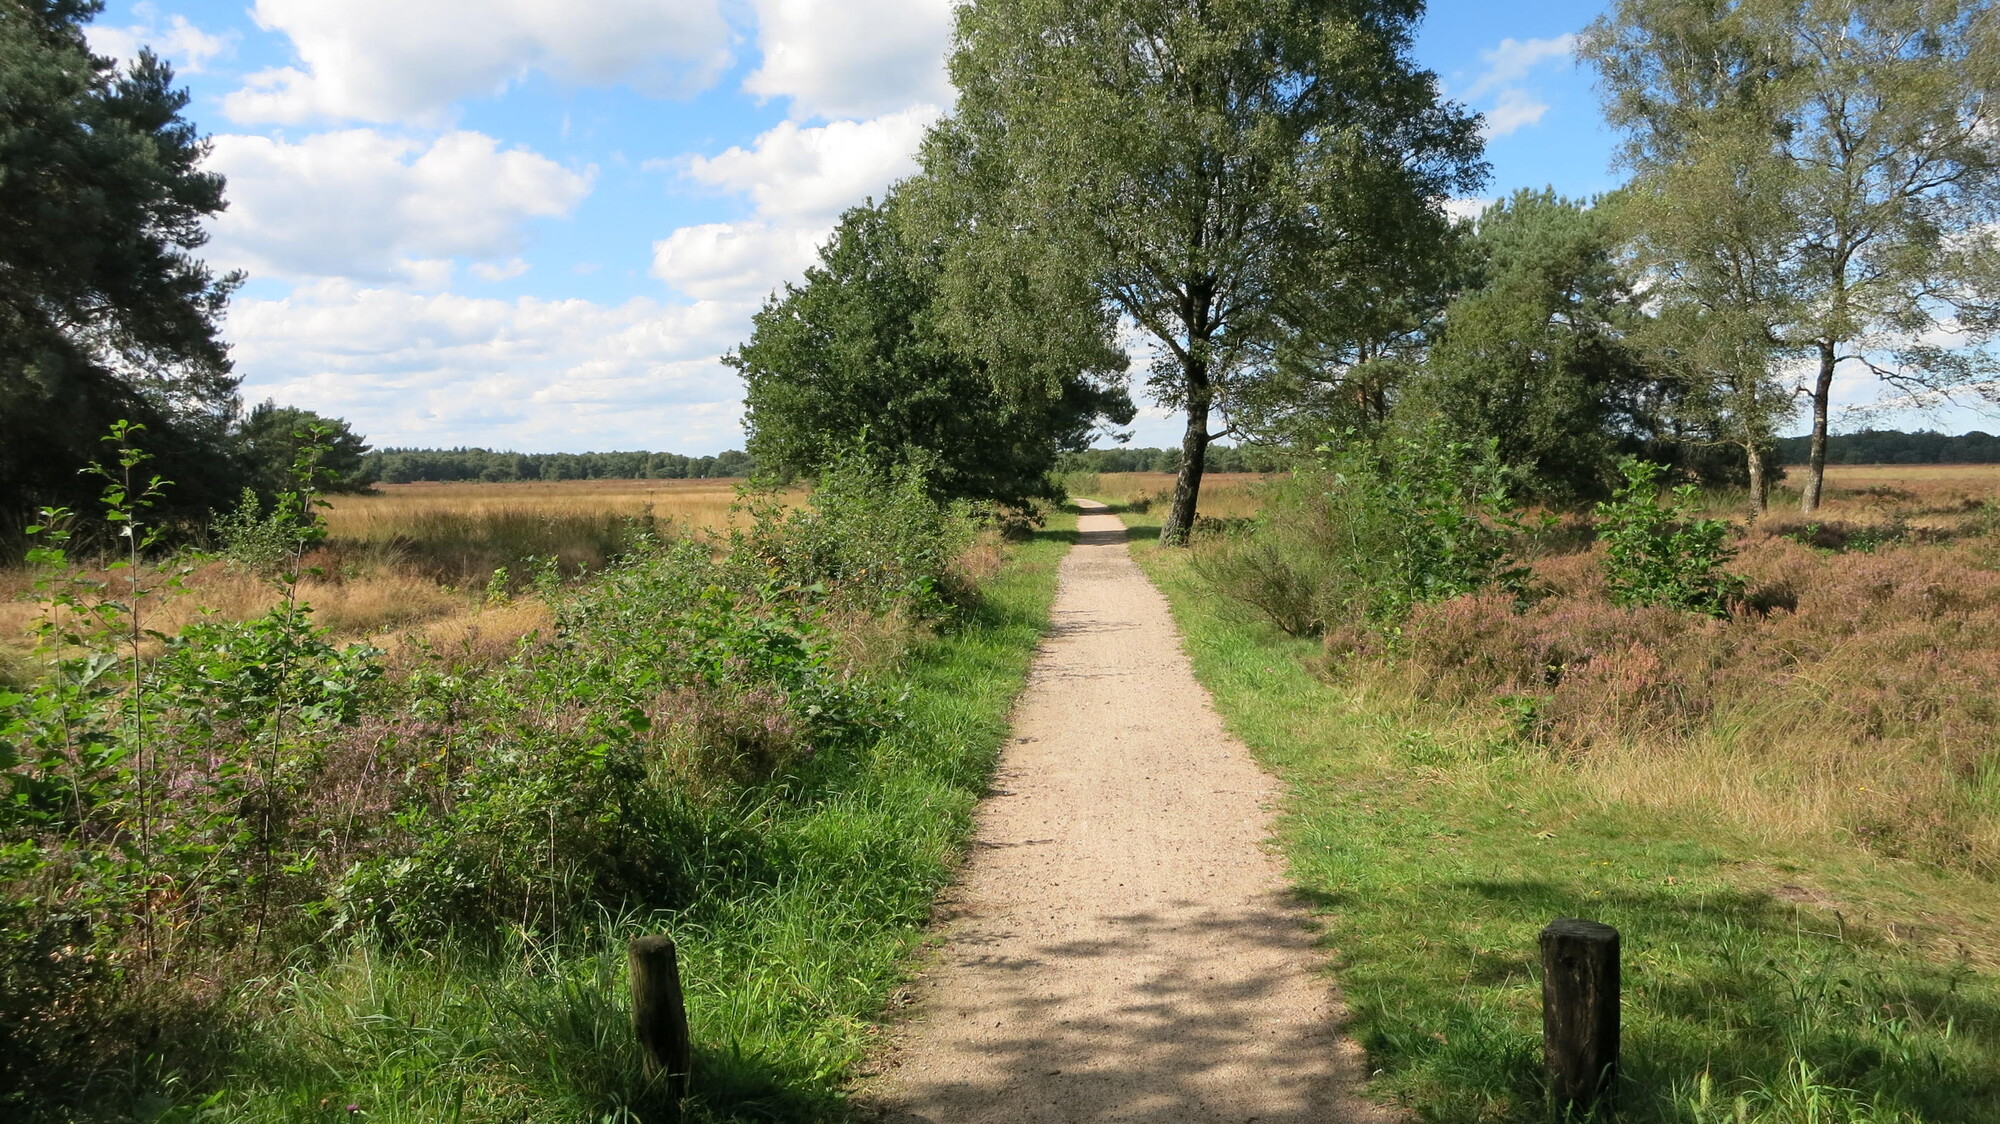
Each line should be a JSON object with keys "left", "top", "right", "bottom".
{"left": 2, "top": 478, "right": 781, "bottom": 665}
{"left": 1084, "top": 471, "right": 1269, "bottom": 521}
{"left": 320, "top": 477, "right": 757, "bottom": 540}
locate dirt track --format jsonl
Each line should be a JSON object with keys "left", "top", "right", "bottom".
{"left": 861, "top": 500, "right": 1385, "bottom": 1123}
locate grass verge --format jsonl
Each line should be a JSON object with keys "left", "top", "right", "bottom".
{"left": 160, "top": 512, "right": 1076, "bottom": 1124}
{"left": 1113, "top": 504, "right": 2000, "bottom": 1124}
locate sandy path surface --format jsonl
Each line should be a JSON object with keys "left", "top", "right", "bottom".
{"left": 860, "top": 501, "right": 1386, "bottom": 1124}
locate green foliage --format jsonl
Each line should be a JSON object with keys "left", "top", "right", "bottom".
{"left": 1595, "top": 458, "right": 1743, "bottom": 616}
{"left": 364, "top": 446, "right": 755, "bottom": 483}
{"left": 1582, "top": 0, "right": 2000, "bottom": 514}
{"left": 1196, "top": 434, "right": 1522, "bottom": 635}
{"left": 211, "top": 488, "right": 297, "bottom": 575}
{"left": 0, "top": 1, "right": 245, "bottom": 535}
{"left": 731, "top": 197, "right": 1132, "bottom": 509}
{"left": 1400, "top": 189, "right": 1668, "bottom": 503}
{"left": 908, "top": 0, "right": 1486, "bottom": 542}
{"left": 231, "top": 400, "right": 374, "bottom": 497}
{"left": 0, "top": 424, "right": 1016, "bottom": 1116}
{"left": 738, "top": 446, "right": 979, "bottom": 619}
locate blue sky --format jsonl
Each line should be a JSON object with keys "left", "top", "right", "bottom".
{"left": 85, "top": 0, "right": 1986, "bottom": 453}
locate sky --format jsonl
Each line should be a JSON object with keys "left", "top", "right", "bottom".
{"left": 85, "top": 0, "right": 1991, "bottom": 454}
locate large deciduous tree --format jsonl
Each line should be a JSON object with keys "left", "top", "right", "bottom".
{"left": 1583, "top": 0, "right": 2000, "bottom": 515}
{"left": 728, "top": 198, "right": 1133, "bottom": 509}
{"left": 0, "top": 0, "right": 244, "bottom": 534}
{"left": 906, "top": 0, "right": 1485, "bottom": 543}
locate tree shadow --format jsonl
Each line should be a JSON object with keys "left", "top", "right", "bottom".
{"left": 1334, "top": 877, "right": 2000, "bottom": 1122}
{"left": 855, "top": 893, "right": 1381, "bottom": 1123}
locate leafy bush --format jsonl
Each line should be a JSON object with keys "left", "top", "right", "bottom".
{"left": 1195, "top": 435, "right": 1524, "bottom": 635}
{"left": 211, "top": 488, "right": 297, "bottom": 574}
{"left": 738, "top": 447, "right": 977, "bottom": 618}
{"left": 1596, "top": 458, "right": 1742, "bottom": 616}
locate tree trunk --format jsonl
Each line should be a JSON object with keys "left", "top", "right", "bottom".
{"left": 1799, "top": 340, "right": 1837, "bottom": 515}
{"left": 1160, "top": 389, "right": 1210, "bottom": 547}
{"left": 1745, "top": 443, "right": 1768, "bottom": 516}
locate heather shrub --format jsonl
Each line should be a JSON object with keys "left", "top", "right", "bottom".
{"left": 1195, "top": 435, "right": 1523, "bottom": 635}
{"left": 1388, "top": 529, "right": 2000, "bottom": 876}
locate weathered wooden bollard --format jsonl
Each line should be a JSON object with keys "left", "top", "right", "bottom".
{"left": 1540, "top": 918, "right": 1619, "bottom": 1116}
{"left": 629, "top": 935, "right": 692, "bottom": 1102}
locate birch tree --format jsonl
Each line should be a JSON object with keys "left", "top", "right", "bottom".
{"left": 1583, "top": 0, "right": 2000, "bottom": 514}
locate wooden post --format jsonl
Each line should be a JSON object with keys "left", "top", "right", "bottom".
{"left": 1540, "top": 918, "right": 1619, "bottom": 1116}
{"left": 629, "top": 935, "right": 692, "bottom": 1101}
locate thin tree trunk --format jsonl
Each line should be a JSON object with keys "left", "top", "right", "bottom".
{"left": 1160, "top": 384, "right": 1210, "bottom": 547}
{"left": 1745, "top": 443, "right": 1768, "bottom": 516}
{"left": 1799, "top": 340, "right": 1837, "bottom": 515}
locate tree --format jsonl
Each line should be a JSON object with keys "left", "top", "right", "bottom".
{"left": 232, "top": 402, "right": 374, "bottom": 497}
{"left": 1399, "top": 189, "right": 1668, "bottom": 503}
{"left": 1583, "top": 0, "right": 2000, "bottom": 515}
{"left": 728, "top": 198, "right": 1133, "bottom": 509}
{"left": 0, "top": 0, "right": 245, "bottom": 534}
{"left": 906, "top": 0, "right": 1484, "bottom": 543}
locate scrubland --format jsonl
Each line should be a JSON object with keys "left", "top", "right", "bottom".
{"left": 1117, "top": 463, "right": 2000, "bottom": 1123}
{"left": 0, "top": 463, "right": 1066, "bottom": 1121}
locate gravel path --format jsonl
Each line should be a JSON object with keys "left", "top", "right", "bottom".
{"left": 860, "top": 500, "right": 1386, "bottom": 1123}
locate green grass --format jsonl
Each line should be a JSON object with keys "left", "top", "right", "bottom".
{"left": 154, "top": 514, "right": 1078, "bottom": 1124}
{"left": 1110, "top": 505, "right": 2000, "bottom": 1124}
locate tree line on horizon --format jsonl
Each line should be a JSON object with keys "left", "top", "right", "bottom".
{"left": 363, "top": 446, "right": 757, "bottom": 484}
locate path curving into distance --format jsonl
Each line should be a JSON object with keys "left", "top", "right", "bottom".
{"left": 861, "top": 500, "right": 1388, "bottom": 1124}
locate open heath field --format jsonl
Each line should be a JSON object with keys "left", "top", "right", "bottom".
{"left": 1, "top": 477, "right": 770, "bottom": 669}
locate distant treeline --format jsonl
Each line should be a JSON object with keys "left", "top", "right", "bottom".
{"left": 365, "top": 447, "right": 756, "bottom": 484}
{"left": 1775, "top": 430, "right": 2000, "bottom": 466}
{"left": 1062, "top": 445, "right": 1287, "bottom": 474}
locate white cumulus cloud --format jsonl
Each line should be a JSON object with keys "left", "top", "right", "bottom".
{"left": 1462, "top": 35, "right": 1576, "bottom": 102}
{"left": 684, "top": 106, "right": 939, "bottom": 220}
{"left": 87, "top": 5, "right": 230, "bottom": 74}
{"left": 229, "top": 281, "right": 752, "bottom": 452}
{"left": 650, "top": 222, "right": 829, "bottom": 303}
{"left": 652, "top": 106, "right": 938, "bottom": 305}
{"left": 1460, "top": 33, "right": 1574, "bottom": 140}
{"left": 224, "top": 0, "right": 732, "bottom": 125}
{"left": 206, "top": 130, "right": 593, "bottom": 284}
{"left": 1482, "top": 90, "right": 1552, "bottom": 138}
{"left": 743, "top": 0, "right": 954, "bottom": 120}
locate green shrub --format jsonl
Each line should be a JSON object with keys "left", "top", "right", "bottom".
{"left": 1195, "top": 435, "right": 1523, "bottom": 635}
{"left": 738, "top": 447, "right": 976, "bottom": 618}
{"left": 1596, "top": 458, "right": 1743, "bottom": 616}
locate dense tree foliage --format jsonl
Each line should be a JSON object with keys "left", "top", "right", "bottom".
{"left": 1399, "top": 190, "right": 1669, "bottom": 503}
{"left": 1060, "top": 445, "right": 1287, "bottom": 474}
{"left": 907, "top": 0, "right": 1484, "bottom": 543}
{"left": 729, "top": 199, "right": 1132, "bottom": 508}
{"left": 1774, "top": 429, "right": 2000, "bottom": 466}
{"left": 363, "top": 447, "right": 755, "bottom": 484}
{"left": 0, "top": 0, "right": 244, "bottom": 532}
{"left": 231, "top": 402, "right": 374, "bottom": 496}
{"left": 1583, "top": 0, "right": 2000, "bottom": 514}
